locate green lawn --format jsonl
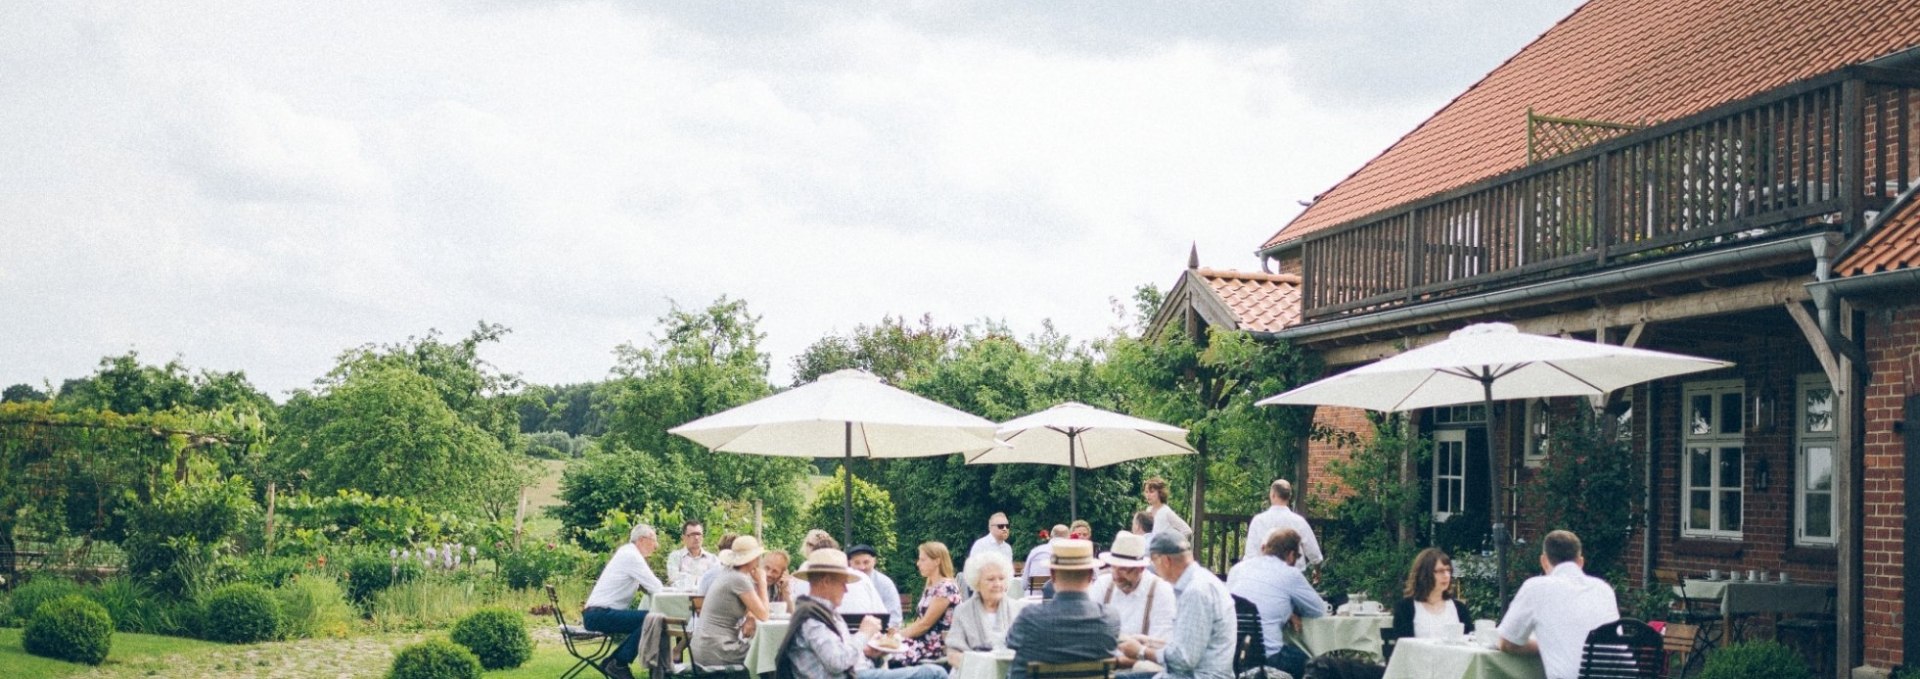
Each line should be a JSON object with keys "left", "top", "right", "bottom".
{"left": 0, "top": 627, "right": 221, "bottom": 679}
{"left": 2, "top": 625, "right": 621, "bottom": 679}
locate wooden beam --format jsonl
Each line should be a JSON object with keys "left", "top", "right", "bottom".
{"left": 1319, "top": 279, "right": 1811, "bottom": 366}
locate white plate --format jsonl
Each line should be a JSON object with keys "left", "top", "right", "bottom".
{"left": 868, "top": 638, "right": 907, "bottom": 655}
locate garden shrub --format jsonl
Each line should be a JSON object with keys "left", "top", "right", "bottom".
{"left": 123, "top": 476, "right": 256, "bottom": 597}
{"left": 5, "top": 575, "right": 83, "bottom": 626}
{"left": 1696, "top": 641, "right": 1810, "bottom": 679}
{"left": 84, "top": 578, "right": 175, "bottom": 634}
{"left": 23, "top": 594, "right": 113, "bottom": 665}
{"left": 387, "top": 637, "right": 482, "bottom": 679}
{"left": 495, "top": 542, "right": 592, "bottom": 590}
{"left": 202, "top": 582, "right": 283, "bottom": 643}
{"left": 275, "top": 575, "right": 357, "bottom": 639}
{"left": 449, "top": 607, "right": 533, "bottom": 669}
{"left": 347, "top": 551, "right": 423, "bottom": 604}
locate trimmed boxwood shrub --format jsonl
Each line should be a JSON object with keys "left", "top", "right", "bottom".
{"left": 449, "top": 608, "right": 532, "bottom": 669}
{"left": 202, "top": 583, "right": 283, "bottom": 643}
{"left": 348, "top": 552, "right": 423, "bottom": 604}
{"left": 24, "top": 595, "right": 113, "bottom": 665}
{"left": 388, "top": 638, "right": 482, "bottom": 679}
{"left": 1696, "top": 640, "right": 1811, "bottom": 679}
{"left": 6, "top": 576, "right": 83, "bottom": 626}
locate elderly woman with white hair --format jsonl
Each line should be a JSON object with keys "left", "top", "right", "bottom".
{"left": 945, "top": 549, "right": 1018, "bottom": 667}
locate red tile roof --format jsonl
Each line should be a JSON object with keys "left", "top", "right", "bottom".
{"left": 1837, "top": 200, "right": 1920, "bottom": 276}
{"left": 1197, "top": 268, "right": 1302, "bottom": 333}
{"left": 1264, "top": 0, "right": 1920, "bottom": 250}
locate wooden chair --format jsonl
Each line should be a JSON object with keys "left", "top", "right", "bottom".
{"left": 545, "top": 585, "right": 618, "bottom": 679}
{"left": 690, "top": 595, "right": 706, "bottom": 619}
{"left": 1653, "top": 568, "right": 1722, "bottom": 651}
{"left": 1231, "top": 594, "right": 1268, "bottom": 674}
{"left": 654, "top": 615, "right": 695, "bottom": 679}
{"left": 1577, "top": 619, "right": 1664, "bottom": 679}
{"left": 1027, "top": 658, "right": 1116, "bottom": 679}
{"left": 1026, "top": 574, "right": 1051, "bottom": 596}
{"left": 1659, "top": 623, "right": 1702, "bottom": 679}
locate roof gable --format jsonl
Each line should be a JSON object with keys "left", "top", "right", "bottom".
{"left": 1144, "top": 267, "right": 1303, "bottom": 339}
{"left": 1265, "top": 0, "right": 1920, "bottom": 250}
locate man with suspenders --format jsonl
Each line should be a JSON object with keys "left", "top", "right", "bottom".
{"left": 1089, "top": 531, "right": 1177, "bottom": 668}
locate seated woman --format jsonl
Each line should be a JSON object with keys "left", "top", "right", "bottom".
{"left": 1387, "top": 547, "right": 1472, "bottom": 647}
{"left": 946, "top": 550, "right": 1017, "bottom": 667}
{"left": 690, "top": 535, "right": 770, "bottom": 668}
{"left": 896, "top": 541, "right": 962, "bottom": 666}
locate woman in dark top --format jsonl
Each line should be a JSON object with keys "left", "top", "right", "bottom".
{"left": 1386, "top": 547, "right": 1473, "bottom": 648}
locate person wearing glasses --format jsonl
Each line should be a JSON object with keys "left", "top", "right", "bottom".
{"left": 969, "top": 513, "right": 1015, "bottom": 567}
{"left": 668, "top": 520, "right": 719, "bottom": 590}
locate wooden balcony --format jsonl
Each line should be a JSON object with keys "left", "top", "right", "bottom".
{"left": 1299, "top": 67, "right": 1920, "bottom": 322}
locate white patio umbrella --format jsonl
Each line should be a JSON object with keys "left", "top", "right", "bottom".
{"left": 669, "top": 369, "right": 1003, "bottom": 544}
{"left": 1257, "top": 322, "right": 1732, "bottom": 604}
{"left": 970, "top": 402, "right": 1194, "bottom": 521}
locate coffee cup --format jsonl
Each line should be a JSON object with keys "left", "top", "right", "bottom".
{"left": 1707, "top": 569, "right": 1720, "bottom": 580}
{"left": 1439, "top": 622, "right": 1465, "bottom": 640}
{"left": 1779, "top": 572, "right": 1791, "bottom": 583}
{"left": 770, "top": 602, "right": 788, "bottom": 617}
{"left": 1748, "top": 570, "right": 1760, "bottom": 581}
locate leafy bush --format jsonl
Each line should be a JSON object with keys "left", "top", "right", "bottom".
{"left": 277, "top": 490, "right": 441, "bottom": 547}
{"left": 123, "top": 476, "right": 257, "bottom": 597}
{"left": 496, "top": 542, "right": 593, "bottom": 590}
{"left": 803, "top": 467, "right": 898, "bottom": 558}
{"left": 275, "top": 575, "right": 357, "bottom": 639}
{"left": 1696, "top": 640, "right": 1810, "bottom": 679}
{"left": 387, "top": 637, "right": 483, "bottom": 679}
{"left": 202, "top": 583, "right": 283, "bottom": 643}
{"left": 82, "top": 578, "right": 182, "bottom": 634}
{"left": 1527, "top": 408, "right": 1642, "bottom": 578}
{"left": 449, "top": 608, "right": 533, "bottom": 669}
{"left": 347, "top": 551, "right": 424, "bottom": 604}
{"left": 5, "top": 576, "right": 83, "bottom": 626}
{"left": 23, "top": 595, "right": 113, "bottom": 665}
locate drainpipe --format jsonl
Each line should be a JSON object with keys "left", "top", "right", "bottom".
{"left": 1811, "top": 235, "right": 1839, "bottom": 335}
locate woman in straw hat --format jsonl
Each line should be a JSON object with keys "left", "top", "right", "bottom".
{"left": 692, "top": 535, "right": 772, "bottom": 668}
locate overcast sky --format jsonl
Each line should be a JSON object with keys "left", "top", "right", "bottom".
{"left": 1, "top": 0, "right": 1583, "bottom": 398}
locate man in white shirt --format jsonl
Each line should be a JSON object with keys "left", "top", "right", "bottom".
{"left": 1089, "top": 531, "right": 1176, "bottom": 665}
{"left": 1498, "top": 530, "right": 1620, "bottom": 679}
{"left": 583, "top": 523, "right": 664, "bottom": 679}
{"left": 1243, "top": 479, "right": 1323, "bottom": 567}
{"left": 847, "top": 545, "right": 904, "bottom": 628}
{"left": 1021, "top": 524, "right": 1068, "bottom": 593}
{"left": 970, "top": 512, "right": 1014, "bottom": 564}
{"left": 666, "top": 520, "right": 719, "bottom": 590}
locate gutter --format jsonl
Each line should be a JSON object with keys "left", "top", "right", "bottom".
{"left": 1272, "top": 234, "right": 1833, "bottom": 342}
{"left": 1806, "top": 267, "right": 1920, "bottom": 299}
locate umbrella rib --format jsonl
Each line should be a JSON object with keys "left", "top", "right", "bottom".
{"left": 1541, "top": 361, "right": 1608, "bottom": 394}
{"left": 857, "top": 422, "right": 875, "bottom": 459}
{"left": 1388, "top": 371, "right": 1444, "bottom": 412}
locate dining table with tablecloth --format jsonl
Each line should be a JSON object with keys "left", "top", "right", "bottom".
{"left": 746, "top": 597, "right": 1045, "bottom": 677}
{"left": 1675, "top": 578, "right": 1832, "bottom": 641}
{"left": 1291, "top": 613, "right": 1393, "bottom": 658}
{"left": 640, "top": 590, "right": 697, "bottom": 619}
{"left": 1381, "top": 637, "right": 1545, "bottom": 679}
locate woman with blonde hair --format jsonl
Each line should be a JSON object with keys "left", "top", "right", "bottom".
{"left": 946, "top": 550, "right": 1017, "bottom": 667}
{"left": 1142, "top": 477, "right": 1192, "bottom": 541}
{"left": 897, "top": 541, "right": 961, "bottom": 665}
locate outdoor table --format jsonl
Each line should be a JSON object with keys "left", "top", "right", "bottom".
{"left": 1381, "top": 637, "right": 1545, "bottom": 679}
{"left": 1293, "top": 614, "right": 1392, "bottom": 657}
{"left": 744, "top": 618, "right": 791, "bottom": 676}
{"left": 1676, "top": 579, "right": 1831, "bottom": 641}
{"left": 641, "top": 590, "right": 697, "bottom": 619}
{"left": 953, "top": 649, "right": 1018, "bottom": 679}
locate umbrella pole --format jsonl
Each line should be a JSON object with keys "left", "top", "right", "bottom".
{"left": 1068, "top": 433, "right": 1079, "bottom": 522}
{"left": 844, "top": 421, "right": 855, "bottom": 546}
{"left": 1484, "top": 377, "right": 1509, "bottom": 608}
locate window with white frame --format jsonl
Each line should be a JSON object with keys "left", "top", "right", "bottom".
{"left": 1682, "top": 380, "right": 1744, "bottom": 539}
{"left": 1795, "top": 374, "right": 1836, "bottom": 546}
{"left": 1433, "top": 429, "right": 1468, "bottom": 521}
{"left": 1524, "top": 399, "right": 1550, "bottom": 468}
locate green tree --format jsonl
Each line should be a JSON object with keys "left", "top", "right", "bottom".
{"left": 2, "top": 384, "right": 48, "bottom": 403}
{"left": 317, "top": 323, "right": 524, "bottom": 454}
{"left": 1527, "top": 407, "right": 1643, "bottom": 577}
{"left": 53, "top": 352, "right": 272, "bottom": 418}
{"left": 803, "top": 467, "right": 898, "bottom": 561}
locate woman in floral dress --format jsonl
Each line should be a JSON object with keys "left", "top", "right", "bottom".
{"left": 896, "top": 541, "right": 961, "bottom": 665}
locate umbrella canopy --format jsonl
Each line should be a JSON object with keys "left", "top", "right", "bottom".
{"left": 1256, "top": 322, "right": 1732, "bottom": 605}
{"left": 971, "top": 402, "right": 1193, "bottom": 521}
{"left": 669, "top": 369, "right": 1002, "bottom": 543}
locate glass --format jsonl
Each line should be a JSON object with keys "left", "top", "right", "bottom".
{"left": 1805, "top": 387, "right": 1833, "bottom": 433}
{"left": 1719, "top": 490, "right": 1743, "bottom": 531}
{"left": 1689, "top": 491, "right": 1712, "bottom": 530}
{"left": 1804, "top": 446, "right": 1833, "bottom": 491}
{"left": 1804, "top": 494, "right": 1833, "bottom": 538}
{"left": 1718, "top": 447, "right": 1743, "bottom": 487}
{"left": 1719, "top": 392, "right": 1744, "bottom": 434}
{"left": 1690, "top": 395, "right": 1714, "bottom": 435}
{"left": 1688, "top": 448, "right": 1712, "bottom": 489}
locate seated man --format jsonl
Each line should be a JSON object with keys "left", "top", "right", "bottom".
{"left": 774, "top": 548, "right": 944, "bottom": 679}
{"left": 1497, "top": 530, "right": 1620, "bottom": 679}
{"left": 1118, "top": 533, "right": 1234, "bottom": 679}
{"left": 1005, "top": 539, "right": 1121, "bottom": 679}
{"left": 1226, "top": 529, "right": 1327, "bottom": 678}
{"left": 667, "top": 520, "right": 720, "bottom": 590}
{"left": 1022, "top": 524, "right": 1069, "bottom": 592}
{"left": 848, "top": 545, "right": 904, "bottom": 628}
{"left": 1089, "top": 531, "right": 1176, "bottom": 658}
{"left": 583, "top": 523, "right": 664, "bottom": 679}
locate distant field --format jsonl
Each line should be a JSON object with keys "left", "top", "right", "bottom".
{"left": 526, "top": 458, "right": 568, "bottom": 509}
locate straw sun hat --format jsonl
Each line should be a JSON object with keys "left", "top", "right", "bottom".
{"left": 720, "top": 535, "right": 766, "bottom": 567}
{"left": 793, "top": 548, "right": 867, "bottom": 583}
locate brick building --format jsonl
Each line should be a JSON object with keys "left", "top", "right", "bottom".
{"left": 1230, "top": 2, "right": 1920, "bottom": 677}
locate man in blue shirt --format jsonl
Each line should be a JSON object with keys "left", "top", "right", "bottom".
{"left": 1226, "top": 529, "right": 1327, "bottom": 678}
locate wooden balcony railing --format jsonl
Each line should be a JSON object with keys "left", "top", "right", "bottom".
{"left": 1300, "top": 66, "right": 1920, "bottom": 321}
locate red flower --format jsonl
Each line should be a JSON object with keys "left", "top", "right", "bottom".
{"left": 1037, "top": 530, "right": 1049, "bottom": 540}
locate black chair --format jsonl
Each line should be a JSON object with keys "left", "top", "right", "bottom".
{"left": 546, "top": 584, "right": 618, "bottom": 679}
{"left": 1028, "top": 658, "right": 1116, "bottom": 679}
{"left": 1577, "top": 618, "right": 1664, "bottom": 679}
{"left": 1232, "top": 594, "right": 1269, "bottom": 674}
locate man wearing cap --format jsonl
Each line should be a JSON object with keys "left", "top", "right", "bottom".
{"left": 1227, "top": 529, "right": 1326, "bottom": 679}
{"left": 1117, "top": 533, "right": 1233, "bottom": 679}
{"left": 668, "top": 520, "right": 720, "bottom": 590}
{"left": 1243, "top": 480, "right": 1323, "bottom": 568}
{"left": 1004, "top": 539, "right": 1122, "bottom": 679}
{"left": 1090, "top": 531, "right": 1177, "bottom": 649}
{"left": 583, "top": 523, "right": 665, "bottom": 679}
{"left": 774, "top": 548, "right": 946, "bottom": 679}
{"left": 848, "top": 545, "right": 903, "bottom": 628}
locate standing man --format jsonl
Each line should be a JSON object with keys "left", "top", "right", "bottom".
{"left": 774, "top": 548, "right": 945, "bottom": 679}
{"left": 1004, "top": 539, "right": 1121, "bottom": 679}
{"left": 1243, "top": 479, "right": 1323, "bottom": 567}
{"left": 970, "top": 512, "right": 1015, "bottom": 564}
{"left": 847, "top": 545, "right": 903, "bottom": 628}
{"left": 1117, "top": 533, "right": 1234, "bottom": 679}
{"left": 583, "top": 523, "right": 664, "bottom": 679}
{"left": 667, "top": 520, "right": 719, "bottom": 590}
{"left": 1089, "top": 531, "right": 1177, "bottom": 661}
{"left": 1498, "top": 530, "right": 1619, "bottom": 679}
{"left": 1226, "top": 529, "right": 1327, "bottom": 678}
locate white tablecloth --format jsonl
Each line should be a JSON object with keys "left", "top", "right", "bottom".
{"left": 1296, "top": 614, "right": 1392, "bottom": 657}
{"left": 1382, "top": 638, "right": 1544, "bottom": 679}
{"left": 743, "top": 619, "right": 791, "bottom": 675}
{"left": 641, "top": 591, "right": 696, "bottom": 619}
{"left": 953, "top": 649, "right": 1018, "bottom": 679}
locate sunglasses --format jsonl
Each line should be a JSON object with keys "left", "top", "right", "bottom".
{"left": 992, "top": 523, "right": 1010, "bottom": 529}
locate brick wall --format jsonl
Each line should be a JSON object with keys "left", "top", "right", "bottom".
{"left": 1861, "top": 304, "right": 1919, "bottom": 668}
{"left": 1305, "top": 405, "right": 1374, "bottom": 505}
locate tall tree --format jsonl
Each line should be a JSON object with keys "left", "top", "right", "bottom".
{"left": 1, "top": 384, "right": 48, "bottom": 403}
